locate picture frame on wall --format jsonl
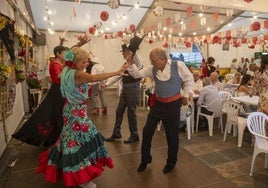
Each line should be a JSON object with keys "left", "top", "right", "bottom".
{"left": 222, "top": 43, "right": 229, "bottom": 51}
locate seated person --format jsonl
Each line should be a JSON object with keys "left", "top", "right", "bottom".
{"left": 210, "top": 72, "right": 224, "bottom": 91}
{"left": 192, "top": 71, "right": 203, "bottom": 95}
{"left": 232, "top": 72, "right": 242, "bottom": 85}
{"left": 236, "top": 74, "right": 254, "bottom": 97}
{"left": 236, "top": 74, "right": 257, "bottom": 112}
{"left": 197, "top": 77, "right": 219, "bottom": 115}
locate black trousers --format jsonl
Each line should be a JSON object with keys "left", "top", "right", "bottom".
{"left": 141, "top": 99, "right": 181, "bottom": 164}
{"left": 112, "top": 85, "right": 140, "bottom": 136}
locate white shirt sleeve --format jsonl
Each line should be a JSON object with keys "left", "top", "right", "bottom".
{"left": 91, "top": 64, "right": 104, "bottom": 75}
{"left": 128, "top": 66, "right": 153, "bottom": 78}
{"left": 177, "top": 61, "right": 194, "bottom": 98}
{"left": 105, "top": 76, "right": 122, "bottom": 87}
{"left": 133, "top": 53, "right": 143, "bottom": 70}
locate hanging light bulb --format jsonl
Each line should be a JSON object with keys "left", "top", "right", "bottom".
{"left": 107, "top": 0, "right": 120, "bottom": 9}
{"left": 153, "top": 6, "right": 164, "bottom": 17}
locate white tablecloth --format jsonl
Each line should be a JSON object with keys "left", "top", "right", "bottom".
{"left": 231, "top": 95, "right": 259, "bottom": 106}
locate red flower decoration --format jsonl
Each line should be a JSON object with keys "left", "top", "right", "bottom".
{"left": 226, "top": 36, "right": 231, "bottom": 41}
{"left": 129, "top": 24, "right": 136, "bottom": 32}
{"left": 117, "top": 31, "right": 123, "bottom": 38}
{"left": 149, "top": 39, "right": 153, "bottom": 44}
{"left": 18, "top": 49, "right": 26, "bottom": 57}
{"left": 212, "top": 36, "right": 220, "bottom": 44}
{"left": 248, "top": 44, "right": 255, "bottom": 49}
{"left": 88, "top": 27, "right": 96, "bottom": 34}
{"left": 233, "top": 42, "right": 240, "bottom": 48}
{"left": 81, "top": 124, "right": 89, "bottom": 132}
{"left": 162, "top": 43, "right": 168, "bottom": 48}
{"left": 67, "top": 140, "right": 78, "bottom": 148}
{"left": 100, "top": 11, "right": 109, "bottom": 21}
{"left": 252, "top": 22, "right": 261, "bottom": 31}
{"left": 72, "top": 122, "right": 81, "bottom": 131}
{"left": 185, "top": 42, "right": 191, "bottom": 48}
{"left": 65, "top": 61, "right": 73, "bottom": 67}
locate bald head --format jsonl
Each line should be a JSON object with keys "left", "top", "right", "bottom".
{"left": 149, "top": 47, "right": 168, "bottom": 71}
{"left": 202, "top": 77, "right": 212, "bottom": 86}
{"left": 209, "top": 72, "right": 219, "bottom": 83}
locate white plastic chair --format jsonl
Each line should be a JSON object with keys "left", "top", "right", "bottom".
{"left": 247, "top": 112, "right": 268, "bottom": 176}
{"left": 157, "top": 102, "right": 193, "bottom": 140}
{"left": 196, "top": 98, "right": 223, "bottom": 136}
{"left": 222, "top": 100, "right": 247, "bottom": 147}
{"left": 180, "top": 102, "right": 194, "bottom": 139}
{"left": 219, "top": 91, "right": 233, "bottom": 100}
{"left": 219, "top": 91, "right": 233, "bottom": 131}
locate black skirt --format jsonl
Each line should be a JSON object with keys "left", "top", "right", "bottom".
{"left": 12, "top": 84, "right": 65, "bottom": 146}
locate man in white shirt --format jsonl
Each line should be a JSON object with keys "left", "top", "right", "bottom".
{"left": 197, "top": 77, "right": 219, "bottom": 115}
{"left": 193, "top": 71, "right": 203, "bottom": 95}
{"left": 129, "top": 47, "right": 194, "bottom": 174}
{"left": 210, "top": 72, "right": 224, "bottom": 91}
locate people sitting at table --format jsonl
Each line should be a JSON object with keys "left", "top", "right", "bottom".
{"left": 225, "top": 72, "right": 241, "bottom": 85}
{"left": 236, "top": 74, "right": 256, "bottom": 112}
{"left": 210, "top": 72, "right": 224, "bottom": 91}
{"left": 236, "top": 74, "right": 254, "bottom": 97}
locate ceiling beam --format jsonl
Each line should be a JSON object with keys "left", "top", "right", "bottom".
{"left": 169, "top": 0, "right": 268, "bottom": 13}
{"left": 53, "top": 0, "right": 151, "bottom": 9}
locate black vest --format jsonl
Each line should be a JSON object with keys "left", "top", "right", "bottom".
{"left": 122, "top": 70, "right": 141, "bottom": 84}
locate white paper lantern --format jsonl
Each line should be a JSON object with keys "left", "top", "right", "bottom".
{"left": 94, "top": 21, "right": 102, "bottom": 29}
{"left": 107, "top": 0, "right": 120, "bottom": 9}
{"left": 153, "top": 6, "right": 164, "bottom": 17}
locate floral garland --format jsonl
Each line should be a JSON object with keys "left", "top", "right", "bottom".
{"left": 0, "top": 15, "right": 9, "bottom": 30}
{"left": 0, "top": 64, "right": 11, "bottom": 83}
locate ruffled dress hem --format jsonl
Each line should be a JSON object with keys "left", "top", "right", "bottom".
{"left": 36, "top": 150, "right": 113, "bottom": 186}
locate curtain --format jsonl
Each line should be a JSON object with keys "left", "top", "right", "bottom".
{"left": 0, "top": 13, "right": 15, "bottom": 62}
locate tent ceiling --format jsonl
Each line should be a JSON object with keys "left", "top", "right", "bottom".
{"left": 26, "top": 0, "right": 268, "bottom": 37}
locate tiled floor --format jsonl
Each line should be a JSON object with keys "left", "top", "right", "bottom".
{"left": 0, "top": 89, "right": 268, "bottom": 188}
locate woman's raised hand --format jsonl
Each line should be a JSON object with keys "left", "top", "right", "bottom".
{"left": 117, "top": 62, "right": 131, "bottom": 75}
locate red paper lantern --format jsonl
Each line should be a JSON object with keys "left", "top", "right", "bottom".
{"left": 129, "top": 24, "right": 136, "bottom": 32}
{"left": 100, "top": 11, "right": 109, "bottom": 21}
{"left": 185, "top": 42, "right": 191, "bottom": 48}
{"left": 117, "top": 31, "right": 123, "bottom": 38}
{"left": 212, "top": 36, "right": 220, "bottom": 44}
{"left": 252, "top": 22, "right": 261, "bottom": 31}
{"left": 88, "top": 27, "right": 96, "bottom": 35}
{"left": 248, "top": 44, "right": 255, "bottom": 49}
{"left": 226, "top": 36, "right": 231, "bottom": 41}
{"left": 241, "top": 37, "right": 247, "bottom": 44}
{"left": 162, "top": 43, "right": 168, "bottom": 48}
{"left": 233, "top": 42, "right": 240, "bottom": 48}
{"left": 149, "top": 39, "right": 153, "bottom": 44}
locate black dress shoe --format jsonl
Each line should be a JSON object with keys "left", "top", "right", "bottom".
{"left": 137, "top": 158, "right": 152, "bottom": 172}
{"left": 163, "top": 163, "right": 176, "bottom": 174}
{"left": 106, "top": 135, "right": 122, "bottom": 142}
{"left": 123, "top": 135, "right": 139, "bottom": 144}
